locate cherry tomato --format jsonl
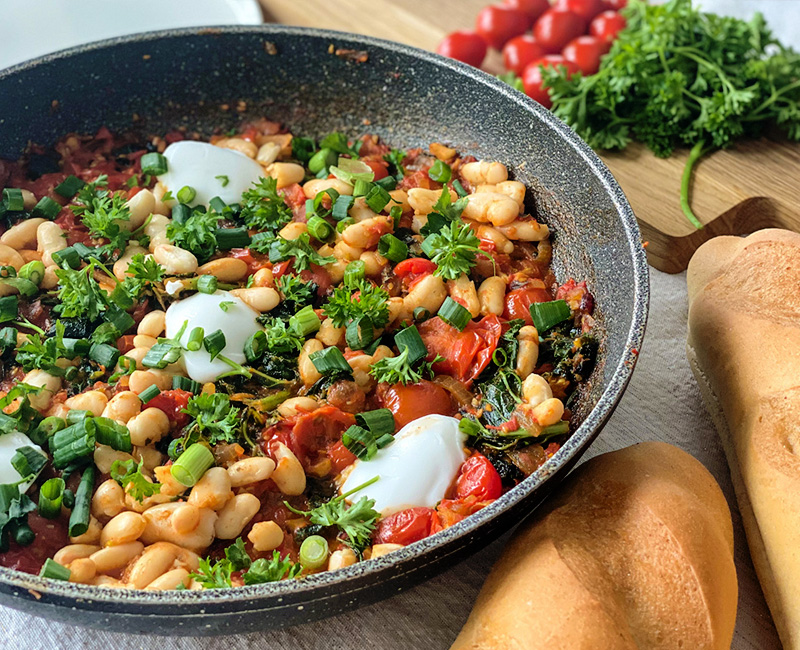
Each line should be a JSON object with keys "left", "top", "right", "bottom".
{"left": 230, "top": 247, "right": 269, "bottom": 274}
{"left": 502, "top": 0, "right": 550, "bottom": 21}
{"left": 503, "top": 285, "right": 553, "bottom": 324}
{"left": 362, "top": 159, "right": 389, "bottom": 180}
{"left": 290, "top": 406, "right": 356, "bottom": 465}
{"left": 327, "top": 440, "right": 358, "bottom": 474}
{"left": 456, "top": 453, "right": 503, "bottom": 501}
{"left": 374, "top": 508, "right": 435, "bottom": 545}
{"left": 553, "top": 0, "right": 604, "bottom": 21}
{"left": 562, "top": 35, "right": 610, "bottom": 75}
{"left": 393, "top": 257, "right": 437, "bottom": 288}
{"left": 590, "top": 10, "right": 627, "bottom": 41}
{"left": 418, "top": 314, "right": 503, "bottom": 385}
{"left": 475, "top": 5, "right": 531, "bottom": 51}
{"left": 116, "top": 334, "right": 136, "bottom": 354}
{"left": 532, "top": 8, "right": 587, "bottom": 53}
{"left": 522, "top": 56, "right": 579, "bottom": 107}
{"left": 376, "top": 380, "right": 455, "bottom": 429}
{"left": 436, "top": 31, "right": 488, "bottom": 67}
{"left": 146, "top": 389, "right": 192, "bottom": 429}
{"left": 502, "top": 35, "right": 547, "bottom": 76}
{"left": 278, "top": 182, "right": 307, "bottom": 212}
{"left": 602, "top": 0, "right": 626, "bottom": 9}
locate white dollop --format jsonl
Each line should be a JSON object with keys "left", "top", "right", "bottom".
{"left": 341, "top": 414, "right": 467, "bottom": 516}
{"left": 165, "top": 290, "right": 262, "bottom": 383}
{"left": 159, "top": 140, "right": 264, "bottom": 207}
{"left": 0, "top": 432, "right": 47, "bottom": 494}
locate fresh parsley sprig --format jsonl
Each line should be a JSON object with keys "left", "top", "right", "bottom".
{"left": 239, "top": 177, "right": 293, "bottom": 231}
{"left": 322, "top": 279, "right": 389, "bottom": 329}
{"left": 166, "top": 208, "right": 220, "bottom": 264}
{"left": 182, "top": 392, "right": 241, "bottom": 445}
{"left": 421, "top": 220, "right": 486, "bottom": 281}
{"left": 368, "top": 347, "right": 440, "bottom": 386}
{"left": 188, "top": 538, "right": 301, "bottom": 589}
{"left": 71, "top": 176, "right": 133, "bottom": 260}
{"left": 53, "top": 260, "right": 110, "bottom": 321}
{"left": 253, "top": 232, "right": 335, "bottom": 272}
{"left": 15, "top": 320, "right": 68, "bottom": 376}
{"left": 110, "top": 458, "right": 161, "bottom": 503}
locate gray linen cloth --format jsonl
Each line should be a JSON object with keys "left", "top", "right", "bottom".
{"left": 0, "top": 270, "right": 784, "bottom": 648}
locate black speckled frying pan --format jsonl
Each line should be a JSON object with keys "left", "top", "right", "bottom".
{"left": 0, "top": 25, "right": 648, "bottom": 636}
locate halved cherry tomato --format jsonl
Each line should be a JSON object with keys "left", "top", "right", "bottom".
{"left": 589, "top": 10, "right": 627, "bottom": 41}
{"left": 532, "top": 8, "right": 587, "bottom": 53}
{"left": 502, "top": 35, "right": 547, "bottom": 76}
{"left": 504, "top": 286, "right": 553, "bottom": 324}
{"left": 362, "top": 159, "right": 389, "bottom": 180}
{"left": 376, "top": 380, "right": 455, "bottom": 429}
{"left": 394, "top": 258, "right": 437, "bottom": 288}
{"left": 475, "top": 5, "right": 531, "bottom": 51}
{"left": 502, "top": 0, "right": 550, "bottom": 21}
{"left": 273, "top": 260, "right": 332, "bottom": 296}
{"left": 431, "top": 495, "right": 492, "bottom": 533}
{"left": 562, "top": 35, "right": 611, "bottom": 75}
{"left": 374, "top": 507, "right": 435, "bottom": 545}
{"left": 553, "top": 0, "right": 604, "bottom": 21}
{"left": 522, "top": 56, "right": 580, "bottom": 108}
{"left": 436, "top": 31, "right": 488, "bottom": 68}
{"left": 230, "top": 248, "right": 269, "bottom": 274}
{"left": 145, "top": 389, "right": 192, "bottom": 429}
{"left": 327, "top": 440, "right": 358, "bottom": 474}
{"left": 290, "top": 406, "right": 356, "bottom": 464}
{"left": 418, "top": 314, "right": 502, "bottom": 384}
{"left": 456, "top": 453, "right": 503, "bottom": 501}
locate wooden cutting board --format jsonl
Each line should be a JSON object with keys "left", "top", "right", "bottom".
{"left": 259, "top": 0, "right": 800, "bottom": 273}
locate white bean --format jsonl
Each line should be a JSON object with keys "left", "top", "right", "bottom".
{"left": 113, "top": 244, "right": 149, "bottom": 281}
{"left": 271, "top": 442, "right": 306, "bottom": 495}
{"left": 478, "top": 276, "right": 506, "bottom": 316}
{"left": 214, "top": 493, "right": 261, "bottom": 539}
{"left": 447, "top": 276, "right": 480, "bottom": 318}
{"left": 463, "top": 192, "right": 519, "bottom": 227}
{"left": 137, "top": 310, "right": 166, "bottom": 338}
{"left": 299, "top": 339, "right": 323, "bottom": 387}
{"left": 65, "top": 390, "right": 108, "bottom": 416}
{"left": 127, "top": 408, "right": 170, "bottom": 446}
{"left": 100, "top": 511, "right": 147, "bottom": 547}
{"left": 495, "top": 219, "right": 550, "bottom": 242}
{"left": 145, "top": 214, "right": 170, "bottom": 251}
{"left": 229, "top": 287, "right": 279, "bottom": 312}
{"left": 248, "top": 521, "right": 284, "bottom": 552}
{"left": 22, "top": 369, "right": 61, "bottom": 411}
{"left": 197, "top": 257, "right": 248, "bottom": 283}
{"left": 278, "top": 221, "right": 308, "bottom": 241}
{"left": 126, "top": 189, "right": 155, "bottom": 229}
{"left": 341, "top": 216, "right": 392, "bottom": 249}
{"left": 407, "top": 188, "right": 456, "bottom": 215}
{"left": 276, "top": 396, "right": 319, "bottom": 418}
{"left": 522, "top": 373, "right": 553, "bottom": 408}
{"left": 266, "top": 162, "right": 305, "bottom": 188}
{"left": 1, "top": 218, "right": 45, "bottom": 251}
{"left": 303, "top": 178, "right": 353, "bottom": 199}
{"left": 187, "top": 467, "right": 233, "bottom": 511}
{"left": 154, "top": 244, "right": 198, "bottom": 275}
{"left": 460, "top": 161, "right": 508, "bottom": 185}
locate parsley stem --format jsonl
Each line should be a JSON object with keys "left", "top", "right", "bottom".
{"left": 338, "top": 475, "right": 380, "bottom": 501}
{"left": 680, "top": 140, "right": 709, "bottom": 230}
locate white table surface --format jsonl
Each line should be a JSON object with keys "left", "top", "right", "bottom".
{"left": 0, "top": 269, "right": 782, "bottom": 648}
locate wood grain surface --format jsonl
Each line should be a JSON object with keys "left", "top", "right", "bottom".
{"left": 260, "top": 0, "right": 800, "bottom": 272}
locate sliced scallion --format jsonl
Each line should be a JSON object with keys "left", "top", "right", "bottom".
{"left": 39, "top": 558, "right": 70, "bottom": 581}
{"left": 196, "top": 275, "right": 218, "bottom": 295}
{"left": 1, "top": 188, "right": 23, "bottom": 212}
{"left": 244, "top": 330, "right": 267, "bottom": 363}
{"left": 187, "top": 326, "right": 205, "bottom": 351}
{"left": 172, "top": 203, "right": 190, "bottom": 224}
{"left": 345, "top": 316, "right": 374, "bottom": 351}
{"left": 298, "top": 535, "right": 329, "bottom": 570}
{"left": 452, "top": 179, "right": 468, "bottom": 198}
{"left": 172, "top": 376, "right": 201, "bottom": 394}
{"left": 38, "top": 478, "right": 65, "bottom": 519}
{"left": 308, "top": 148, "right": 337, "bottom": 174}
{"left": 89, "top": 342, "right": 120, "bottom": 368}
{"left": 11, "top": 446, "right": 47, "bottom": 479}
{"left": 171, "top": 443, "right": 214, "bottom": 487}
{"left": 309, "top": 346, "right": 351, "bottom": 375}
{"left": 203, "top": 329, "right": 226, "bottom": 361}
{"left": 0, "top": 326, "right": 16, "bottom": 350}
{"left": 50, "top": 419, "right": 96, "bottom": 469}
{"left": 68, "top": 465, "right": 94, "bottom": 538}
{"left": 54, "top": 175, "right": 85, "bottom": 199}
{"left": 428, "top": 160, "right": 452, "bottom": 183}
{"left": 0, "top": 295, "right": 17, "bottom": 322}
{"left": 104, "top": 306, "right": 135, "bottom": 334}
{"left": 140, "top": 152, "right": 168, "bottom": 175}
{"left": 66, "top": 409, "right": 91, "bottom": 425}
{"left": 31, "top": 196, "right": 61, "bottom": 219}
{"left": 530, "top": 299, "right": 572, "bottom": 333}
{"left": 142, "top": 341, "right": 182, "bottom": 369}
{"left": 138, "top": 384, "right": 160, "bottom": 404}
{"left": 365, "top": 184, "right": 391, "bottom": 213}
{"left": 355, "top": 408, "right": 395, "bottom": 437}
{"left": 51, "top": 246, "right": 81, "bottom": 270}
{"left": 215, "top": 228, "right": 251, "bottom": 250}
{"left": 377, "top": 234, "right": 408, "bottom": 263}
{"left": 352, "top": 179, "right": 372, "bottom": 197}
{"left": 306, "top": 216, "right": 333, "bottom": 242}
{"left": 289, "top": 305, "right": 321, "bottom": 337}
{"left": 438, "top": 297, "right": 471, "bottom": 331}
{"left": 331, "top": 194, "right": 355, "bottom": 221}
{"left": 375, "top": 175, "right": 397, "bottom": 191}
{"left": 94, "top": 417, "right": 132, "bottom": 452}
{"left": 343, "top": 260, "right": 365, "bottom": 287}
{"left": 18, "top": 260, "right": 45, "bottom": 286}
{"left": 177, "top": 186, "right": 196, "bottom": 204}
{"left": 329, "top": 157, "right": 374, "bottom": 185}
{"left": 394, "top": 325, "right": 427, "bottom": 363}
{"left": 336, "top": 217, "right": 354, "bottom": 233}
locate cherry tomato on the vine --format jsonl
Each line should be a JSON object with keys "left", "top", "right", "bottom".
{"left": 436, "top": 31, "right": 488, "bottom": 67}
{"left": 602, "top": 0, "right": 627, "bottom": 10}
{"left": 522, "top": 55, "right": 580, "bottom": 108}
{"left": 502, "top": 0, "right": 550, "bottom": 21}
{"left": 532, "top": 8, "right": 587, "bottom": 53}
{"left": 475, "top": 5, "right": 531, "bottom": 50}
{"left": 562, "top": 35, "right": 610, "bottom": 75}
{"left": 553, "top": 0, "right": 604, "bottom": 21}
{"left": 502, "top": 35, "right": 547, "bottom": 76}
{"left": 590, "top": 10, "right": 627, "bottom": 41}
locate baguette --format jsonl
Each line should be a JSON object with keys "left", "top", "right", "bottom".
{"left": 450, "top": 442, "right": 737, "bottom": 650}
{"left": 687, "top": 228, "right": 800, "bottom": 649}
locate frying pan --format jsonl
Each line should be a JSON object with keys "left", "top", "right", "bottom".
{"left": 0, "top": 25, "right": 649, "bottom": 635}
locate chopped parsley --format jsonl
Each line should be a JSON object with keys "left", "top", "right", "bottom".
{"left": 183, "top": 392, "right": 241, "bottom": 445}
{"left": 276, "top": 273, "right": 315, "bottom": 306}
{"left": 368, "top": 347, "right": 439, "bottom": 386}
{"left": 166, "top": 208, "right": 220, "bottom": 264}
{"left": 71, "top": 175, "right": 132, "bottom": 260}
{"left": 422, "top": 220, "right": 485, "bottom": 281}
{"left": 119, "top": 254, "right": 165, "bottom": 302}
{"left": 53, "top": 260, "right": 110, "bottom": 321}
{"left": 323, "top": 279, "right": 389, "bottom": 329}
{"left": 252, "top": 232, "right": 335, "bottom": 272}
{"left": 215, "top": 175, "right": 230, "bottom": 187}
{"left": 188, "top": 538, "right": 300, "bottom": 589}
{"left": 110, "top": 458, "right": 161, "bottom": 503}
{"left": 262, "top": 318, "right": 305, "bottom": 355}
{"left": 15, "top": 320, "right": 68, "bottom": 376}
{"left": 239, "top": 177, "right": 293, "bottom": 231}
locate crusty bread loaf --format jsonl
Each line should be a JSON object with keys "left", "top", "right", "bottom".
{"left": 450, "top": 442, "right": 737, "bottom": 650}
{"left": 687, "top": 228, "right": 800, "bottom": 649}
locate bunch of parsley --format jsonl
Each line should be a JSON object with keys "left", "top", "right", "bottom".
{"left": 542, "top": 0, "right": 800, "bottom": 228}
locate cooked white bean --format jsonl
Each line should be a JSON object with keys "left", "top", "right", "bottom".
{"left": 102, "top": 391, "right": 142, "bottom": 423}
{"left": 522, "top": 373, "right": 553, "bottom": 408}
{"left": 187, "top": 467, "right": 233, "bottom": 511}
{"left": 278, "top": 221, "right": 308, "bottom": 241}
{"left": 19, "top": 249, "right": 42, "bottom": 263}
{"left": 333, "top": 240, "right": 363, "bottom": 262}
{"left": 388, "top": 189, "right": 410, "bottom": 213}
{"left": 402, "top": 273, "right": 447, "bottom": 319}
{"left": 227, "top": 457, "right": 276, "bottom": 487}
{"left": 328, "top": 547, "right": 357, "bottom": 571}
{"left": 266, "top": 162, "right": 305, "bottom": 188}
{"left": 70, "top": 516, "right": 103, "bottom": 545}
{"left": 20, "top": 189, "right": 36, "bottom": 210}
{"left": 460, "top": 161, "right": 508, "bottom": 186}
{"left": 0, "top": 243, "right": 25, "bottom": 272}
{"left": 531, "top": 397, "right": 564, "bottom": 427}
{"left": 341, "top": 216, "right": 392, "bottom": 249}
{"left": 54, "top": 544, "right": 101, "bottom": 566}
{"left": 348, "top": 197, "right": 377, "bottom": 222}
{"left": 68, "top": 558, "right": 97, "bottom": 584}
{"left": 22, "top": 369, "right": 61, "bottom": 411}
{"left": 153, "top": 465, "right": 189, "bottom": 497}
{"left": 127, "top": 408, "right": 170, "bottom": 446}
{"left": 113, "top": 244, "right": 149, "bottom": 281}
{"left": 137, "top": 310, "right": 166, "bottom": 338}
{"left": 360, "top": 251, "right": 388, "bottom": 277}
{"left": 516, "top": 325, "right": 540, "bottom": 379}
{"left": 141, "top": 502, "right": 217, "bottom": 552}
{"left": 369, "top": 543, "right": 404, "bottom": 559}
{"left": 229, "top": 287, "right": 279, "bottom": 312}
{"left": 447, "top": 276, "right": 480, "bottom": 318}
{"left": 256, "top": 142, "right": 281, "bottom": 165}
{"left": 197, "top": 257, "right": 248, "bottom": 283}
{"left": 248, "top": 521, "right": 284, "bottom": 552}
{"left": 407, "top": 188, "right": 456, "bottom": 215}
{"left": 92, "top": 479, "right": 127, "bottom": 520}
{"left": 495, "top": 219, "right": 550, "bottom": 242}
{"left": 133, "top": 445, "right": 163, "bottom": 474}
{"left": 101, "top": 512, "right": 147, "bottom": 547}
{"left": 253, "top": 267, "right": 274, "bottom": 287}
{"left": 214, "top": 493, "right": 260, "bottom": 539}
{"left": 93, "top": 445, "right": 135, "bottom": 475}
{"left": 154, "top": 244, "right": 198, "bottom": 275}
{"left": 299, "top": 339, "right": 323, "bottom": 387}
{"left": 145, "top": 567, "right": 190, "bottom": 590}
{"left": 463, "top": 192, "right": 518, "bottom": 227}
{"left": 217, "top": 137, "right": 257, "bottom": 158}
{"left": 128, "top": 369, "right": 172, "bottom": 394}
{"left": 478, "top": 276, "right": 506, "bottom": 316}
{"left": 276, "top": 396, "right": 319, "bottom": 419}
{"left": 1, "top": 218, "right": 45, "bottom": 251}
{"left": 326, "top": 259, "right": 347, "bottom": 284}
{"left": 145, "top": 214, "right": 170, "bottom": 251}
{"left": 470, "top": 222, "right": 514, "bottom": 254}
{"left": 41, "top": 265, "right": 59, "bottom": 289}
{"left": 171, "top": 504, "right": 201, "bottom": 535}
{"left": 126, "top": 189, "right": 156, "bottom": 230}
{"left": 476, "top": 180, "right": 525, "bottom": 213}
{"left": 66, "top": 390, "right": 108, "bottom": 416}
{"left": 126, "top": 542, "right": 179, "bottom": 588}
{"left": 316, "top": 318, "right": 344, "bottom": 347}
{"left": 271, "top": 442, "right": 306, "bottom": 495}
{"left": 303, "top": 178, "right": 353, "bottom": 199}
{"left": 36, "top": 222, "right": 66, "bottom": 266}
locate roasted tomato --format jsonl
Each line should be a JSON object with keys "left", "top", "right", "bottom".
{"left": 503, "top": 286, "right": 552, "bottom": 324}
{"left": 393, "top": 257, "right": 437, "bottom": 288}
{"left": 374, "top": 507, "right": 435, "bottom": 545}
{"left": 230, "top": 248, "right": 269, "bottom": 274}
{"left": 145, "top": 389, "right": 192, "bottom": 429}
{"left": 456, "top": 453, "right": 503, "bottom": 501}
{"left": 327, "top": 440, "right": 358, "bottom": 474}
{"left": 418, "top": 314, "right": 503, "bottom": 384}
{"left": 362, "top": 159, "right": 389, "bottom": 180}
{"left": 431, "top": 495, "right": 493, "bottom": 533}
{"left": 376, "top": 380, "right": 455, "bottom": 429}
{"left": 290, "top": 406, "right": 356, "bottom": 464}
{"left": 273, "top": 260, "right": 332, "bottom": 297}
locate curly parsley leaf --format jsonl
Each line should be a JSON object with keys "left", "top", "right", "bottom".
{"left": 239, "top": 177, "right": 293, "bottom": 231}
{"left": 71, "top": 176, "right": 133, "bottom": 260}
{"left": 183, "top": 392, "right": 240, "bottom": 445}
{"left": 275, "top": 273, "right": 315, "bottom": 306}
{"left": 54, "top": 260, "right": 110, "bottom": 321}
{"left": 252, "top": 232, "right": 335, "bottom": 272}
{"left": 421, "top": 220, "right": 485, "bottom": 281}
{"left": 15, "top": 320, "right": 68, "bottom": 375}
{"left": 166, "top": 208, "right": 220, "bottom": 264}
{"left": 383, "top": 148, "right": 407, "bottom": 179}
{"left": 119, "top": 253, "right": 166, "bottom": 303}
{"left": 189, "top": 556, "right": 234, "bottom": 589}
{"left": 323, "top": 279, "right": 389, "bottom": 329}
{"left": 0, "top": 383, "right": 43, "bottom": 435}
{"left": 225, "top": 537, "right": 251, "bottom": 571}
{"left": 189, "top": 539, "right": 300, "bottom": 589}
{"left": 244, "top": 552, "right": 302, "bottom": 584}
{"left": 368, "top": 347, "right": 440, "bottom": 386}
{"left": 261, "top": 318, "right": 305, "bottom": 355}
{"left": 110, "top": 458, "right": 161, "bottom": 503}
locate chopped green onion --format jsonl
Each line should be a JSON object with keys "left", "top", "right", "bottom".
{"left": 365, "top": 185, "right": 391, "bottom": 213}
{"left": 203, "top": 329, "right": 226, "bottom": 361}
{"left": 215, "top": 228, "right": 251, "bottom": 250}
{"left": 377, "top": 234, "right": 408, "bottom": 263}
{"left": 143, "top": 341, "right": 182, "bottom": 369}
{"left": 289, "top": 305, "right": 321, "bottom": 337}
{"left": 438, "top": 297, "right": 471, "bottom": 331}
{"left": 13, "top": 522, "right": 34, "bottom": 546}
{"left": 530, "top": 300, "right": 571, "bottom": 333}
{"left": 345, "top": 316, "right": 374, "bottom": 350}
{"left": 141, "top": 152, "right": 168, "bottom": 175}
{"left": 187, "top": 326, "right": 205, "bottom": 351}
{"left": 19, "top": 260, "right": 45, "bottom": 286}
{"left": 177, "top": 186, "right": 196, "bottom": 204}
{"left": 0, "top": 295, "right": 17, "bottom": 322}
{"left": 31, "top": 196, "right": 61, "bottom": 219}
{"left": 352, "top": 179, "right": 371, "bottom": 197}
{"left": 196, "top": 275, "right": 218, "bottom": 295}
{"left": 244, "top": 330, "right": 267, "bottom": 363}
{"left": 376, "top": 176, "right": 397, "bottom": 191}
{"left": 355, "top": 408, "right": 395, "bottom": 437}
{"left": 428, "top": 160, "right": 452, "bottom": 183}
{"left": 94, "top": 417, "right": 133, "bottom": 452}
{"left": 38, "top": 478, "right": 65, "bottom": 519}
{"left": 308, "top": 148, "right": 337, "bottom": 174}
{"left": 336, "top": 217, "right": 354, "bottom": 233}
{"left": 68, "top": 465, "right": 94, "bottom": 538}
{"left": 394, "top": 325, "right": 427, "bottom": 363}
{"left": 39, "top": 558, "right": 70, "bottom": 581}
{"left": 173, "top": 376, "right": 201, "bottom": 394}
{"left": 330, "top": 158, "right": 374, "bottom": 185}
{"left": 492, "top": 348, "right": 507, "bottom": 367}
{"left": 50, "top": 419, "right": 96, "bottom": 469}
{"left": 104, "top": 307, "right": 135, "bottom": 334}
{"left": 343, "top": 260, "right": 365, "bottom": 287}
{"left": 66, "top": 409, "right": 91, "bottom": 425}
{"left": 172, "top": 203, "right": 190, "bottom": 224}
{"left": 11, "top": 446, "right": 46, "bottom": 479}
{"left": 292, "top": 137, "right": 317, "bottom": 163}
{"left": 298, "top": 535, "right": 329, "bottom": 570}
{"left": 452, "top": 180, "right": 468, "bottom": 198}
{"left": 306, "top": 216, "right": 334, "bottom": 242}
{"left": 309, "top": 346, "right": 351, "bottom": 375}
{"left": 332, "top": 195, "right": 355, "bottom": 221}
{"left": 89, "top": 342, "right": 120, "bottom": 368}
{"left": 342, "top": 423, "right": 394, "bottom": 460}
{"left": 62, "top": 489, "right": 75, "bottom": 510}
{"left": 390, "top": 205, "right": 403, "bottom": 226}
{"left": 2, "top": 188, "right": 24, "bottom": 212}
{"left": 209, "top": 196, "right": 227, "bottom": 214}
{"left": 51, "top": 246, "right": 81, "bottom": 270}
{"left": 62, "top": 338, "right": 91, "bottom": 358}
{"left": 171, "top": 443, "right": 214, "bottom": 487}
{"left": 29, "top": 416, "right": 66, "bottom": 447}
{"left": 138, "top": 384, "right": 160, "bottom": 404}
{"left": 54, "top": 175, "right": 85, "bottom": 199}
